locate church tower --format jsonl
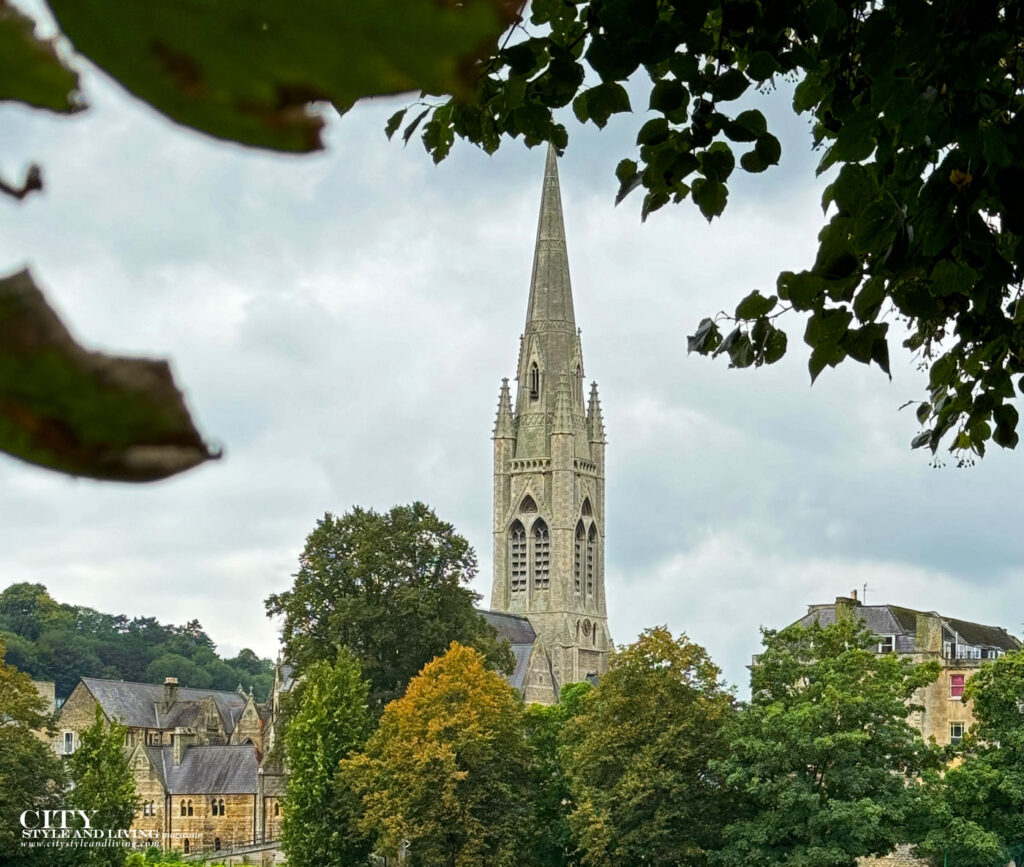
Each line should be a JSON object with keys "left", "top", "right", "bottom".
{"left": 490, "top": 145, "right": 611, "bottom": 691}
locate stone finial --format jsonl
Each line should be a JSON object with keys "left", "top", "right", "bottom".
{"left": 493, "top": 378, "right": 515, "bottom": 438}
{"left": 587, "top": 381, "right": 606, "bottom": 443}
{"left": 553, "top": 373, "right": 574, "bottom": 433}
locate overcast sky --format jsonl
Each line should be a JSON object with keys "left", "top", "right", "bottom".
{"left": 4, "top": 5, "right": 1024, "bottom": 695}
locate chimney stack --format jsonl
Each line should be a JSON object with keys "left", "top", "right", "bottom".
{"left": 164, "top": 676, "right": 179, "bottom": 705}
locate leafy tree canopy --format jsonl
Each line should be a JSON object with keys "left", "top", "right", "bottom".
{"left": 343, "top": 642, "right": 529, "bottom": 867}
{"left": 712, "top": 618, "right": 942, "bottom": 866}
{"left": 0, "top": 637, "right": 66, "bottom": 866}
{"left": 918, "top": 650, "right": 1024, "bottom": 866}
{"left": 265, "top": 503, "right": 514, "bottom": 713}
{"left": 281, "top": 648, "right": 373, "bottom": 867}
{"left": 562, "top": 627, "right": 734, "bottom": 867}
{"left": 395, "top": 0, "right": 1024, "bottom": 461}
{"left": 64, "top": 706, "right": 138, "bottom": 867}
{"left": 0, "top": 582, "right": 274, "bottom": 699}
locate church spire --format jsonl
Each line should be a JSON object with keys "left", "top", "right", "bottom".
{"left": 587, "top": 381, "right": 606, "bottom": 443}
{"left": 494, "top": 378, "right": 514, "bottom": 437}
{"left": 525, "top": 143, "right": 576, "bottom": 331}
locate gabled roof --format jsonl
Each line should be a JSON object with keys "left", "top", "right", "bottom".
{"left": 799, "top": 603, "right": 1020, "bottom": 651}
{"left": 145, "top": 745, "right": 257, "bottom": 795}
{"left": 79, "top": 677, "right": 248, "bottom": 733}
{"left": 479, "top": 609, "right": 536, "bottom": 692}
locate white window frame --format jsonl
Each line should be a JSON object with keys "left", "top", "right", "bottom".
{"left": 877, "top": 635, "right": 895, "bottom": 653}
{"left": 950, "top": 721, "right": 965, "bottom": 745}
{"left": 62, "top": 731, "right": 74, "bottom": 755}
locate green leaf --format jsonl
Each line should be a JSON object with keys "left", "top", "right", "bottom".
{"left": 711, "top": 68, "right": 749, "bottom": 102}
{"left": 793, "top": 76, "right": 823, "bottom": 112}
{"left": 735, "top": 291, "right": 777, "bottom": 320}
{"left": 649, "top": 79, "right": 687, "bottom": 115}
{"left": 700, "top": 142, "right": 736, "bottom": 183}
{"left": 615, "top": 158, "right": 642, "bottom": 205}
{"left": 930, "top": 260, "right": 979, "bottom": 297}
{"left": 691, "top": 177, "right": 728, "bottom": 221}
{"left": 0, "top": 0, "right": 81, "bottom": 112}
{"left": 403, "top": 108, "right": 431, "bottom": 144}
{"left": 637, "top": 117, "right": 669, "bottom": 146}
{"left": 763, "top": 327, "right": 788, "bottom": 364}
{"left": 0, "top": 268, "right": 217, "bottom": 481}
{"left": 754, "top": 133, "right": 781, "bottom": 167}
{"left": 745, "top": 51, "right": 779, "bottom": 81}
{"left": 687, "top": 317, "right": 722, "bottom": 355}
{"left": 911, "top": 431, "right": 932, "bottom": 449}
{"left": 777, "top": 271, "right": 823, "bottom": 310}
{"left": 385, "top": 108, "right": 407, "bottom": 140}
{"left": 48, "top": 0, "right": 522, "bottom": 152}
{"left": 853, "top": 276, "right": 887, "bottom": 323}
{"left": 993, "top": 404, "right": 1019, "bottom": 449}
{"left": 584, "top": 81, "right": 631, "bottom": 128}
{"left": 740, "top": 149, "right": 768, "bottom": 173}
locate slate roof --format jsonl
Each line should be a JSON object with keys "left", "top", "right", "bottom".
{"left": 145, "top": 745, "right": 258, "bottom": 795}
{"left": 799, "top": 603, "right": 1020, "bottom": 651}
{"left": 80, "top": 677, "right": 247, "bottom": 733}
{"left": 479, "top": 609, "right": 536, "bottom": 692}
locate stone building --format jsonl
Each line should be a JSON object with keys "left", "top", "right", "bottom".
{"left": 56, "top": 669, "right": 292, "bottom": 855}
{"left": 486, "top": 144, "right": 613, "bottom": 706}
{"left": 795, "top": 593, "right": 1021, "bottom": 745}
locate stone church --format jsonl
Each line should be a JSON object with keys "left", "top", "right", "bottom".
{"left": 481, "top": 145, "right": 613, "bottom": 705}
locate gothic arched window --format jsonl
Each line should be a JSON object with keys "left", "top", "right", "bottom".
{"left": 533, "top": 519, "right": 550, "bottom": 590}
{"left": 510, "top": 521, "right": 527, "bottom": 593}
{"left": 180, "top": 800, "right": 186, "bottom": 817}
{"left": 184, "top": 840, "right": 190, "bottom": 854}
{"left": 520, "top": 495, "right": 537, "bottom": 513}
{"left": 574, "top": 521, "right": 585, "bottom": 596}
{"left": 529, "top": 362, "right": 540, "bottom": 400}
{"left": 187, "top": 800, "right": 194, "bottom": 817}
{"left": 274, "top": 801, "right": 280, "bottom": 817}
{"left": 218, "top": 799, "right": 225, "bottom": 816}
{"left": 586, "top": 525, "right": 597, "bottom": 598}
{"left": 581, "top": 498, "right": 592, "bottom": 517}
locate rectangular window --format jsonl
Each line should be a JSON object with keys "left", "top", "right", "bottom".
{"left": 877, "top": 636, "right": 895, "bottom": 653}
{"left": 950, "top": 674, "right": 965, "bottom": 699}
{"left": 950, "top": 722, "right": 965, "bottom": 745}
{"left": 63, "top": 732, "right": 74, "bottom": 755}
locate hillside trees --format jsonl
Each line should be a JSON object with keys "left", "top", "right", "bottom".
{"left": 392, "top": 0, "right": 1024, "bottom": 460}
{"left": 281, "top": 648, "right": 374, "bottom": 867}
{"left": 562, "top": 627, "right": 734, "bottom": 866}
{"left": 711, "top": 618, "right": 942, "bottom": 866}
{"left": 342, "top": 643, "right": 529, "bottom": 867}
{"left": 265, "top": 503, "right": 513, "bottom": 713}
{"left": 0, "top": 582, "right": 274, "bottom": 698}
{"left": 0, "top": 638, "right": 65, "bottom": 866}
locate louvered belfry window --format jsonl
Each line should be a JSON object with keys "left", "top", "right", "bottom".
{"left": 510, "top": 521, "right": 527, "bottom": 593}
{"left": 534, "top": 520, "right": 550, "bottom": 589}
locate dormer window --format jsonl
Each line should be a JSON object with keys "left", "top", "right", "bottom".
{"left": 529, "top": 363, "right": 539, "bottom": 400}
{"left": 877, "top": 636, "right": 895, "bottom": 654}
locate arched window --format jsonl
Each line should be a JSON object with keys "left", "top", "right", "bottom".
{"left": 509, "top": 521, "right": 527, "bottom": 593}
{"left": 214, "top": 838, "right": 221, "bottom": 851}
{"left": 581, "top": 498, "right": 592, "bottom": 517}
{"left": 183, "top": 840, "right": 190, "bottom": 854}
{"left": 574, "top": 522, "right": 585, "bottom": 595}
{"left": 533, "top": 520, "right": 550, "bottom": 590}
{"left": 180, "top": 800, "right": 186, "bottom": 817}
{"left": 529, "top": 362, "right": 540, "bottom": 399}
{"left": 218, "top": 799, "right": 225, "bottom": 816}
{"left": 274, "top": 801, "right": 280, "bottom": 817}
{"left": 586, "top": 525, "right": 597, "bottom": 597}
{"left": 187, "top": 800, "right": 194, "bottom": 817}
{"left": 520, "top": 495, "right": 537, "bottom": 513}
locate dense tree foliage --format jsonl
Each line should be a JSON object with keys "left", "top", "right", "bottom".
{"left": 711, "top": 618, "right": 942, "bottom": 866}
{"left": 125, "top": 850, "right": 227, "bottom": 867}
{"left": 562, "top": 627, "right": 734, "bottom": 866}
{"left": 281, "top": 648, "right": 374, "bottom": 867}
{"left": 518, "top": 682, "right": 592, "bottom": 867}
{"left": 918, "top": 650, "right": 1024, "bottom": 866}
{"left": 392, "top": 0, "right": 1024, "bottom": 460}
{"left": 0, "top": 638, "right": 66, "bottom": 866}
{"left": 343, "top": 642, "right": 529, "bottom": 867}
{"left": 62, "top": 707, "right": 138, "bottom": 867}
{"left": 265, "top": 503, "right": 514, "bottom": 713}
{"left": 0, "top": 582, "right": 274, "bottom": 699}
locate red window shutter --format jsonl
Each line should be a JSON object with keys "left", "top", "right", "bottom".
{"left": 951, "top": 674, "right": 965, "bottom": 698}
